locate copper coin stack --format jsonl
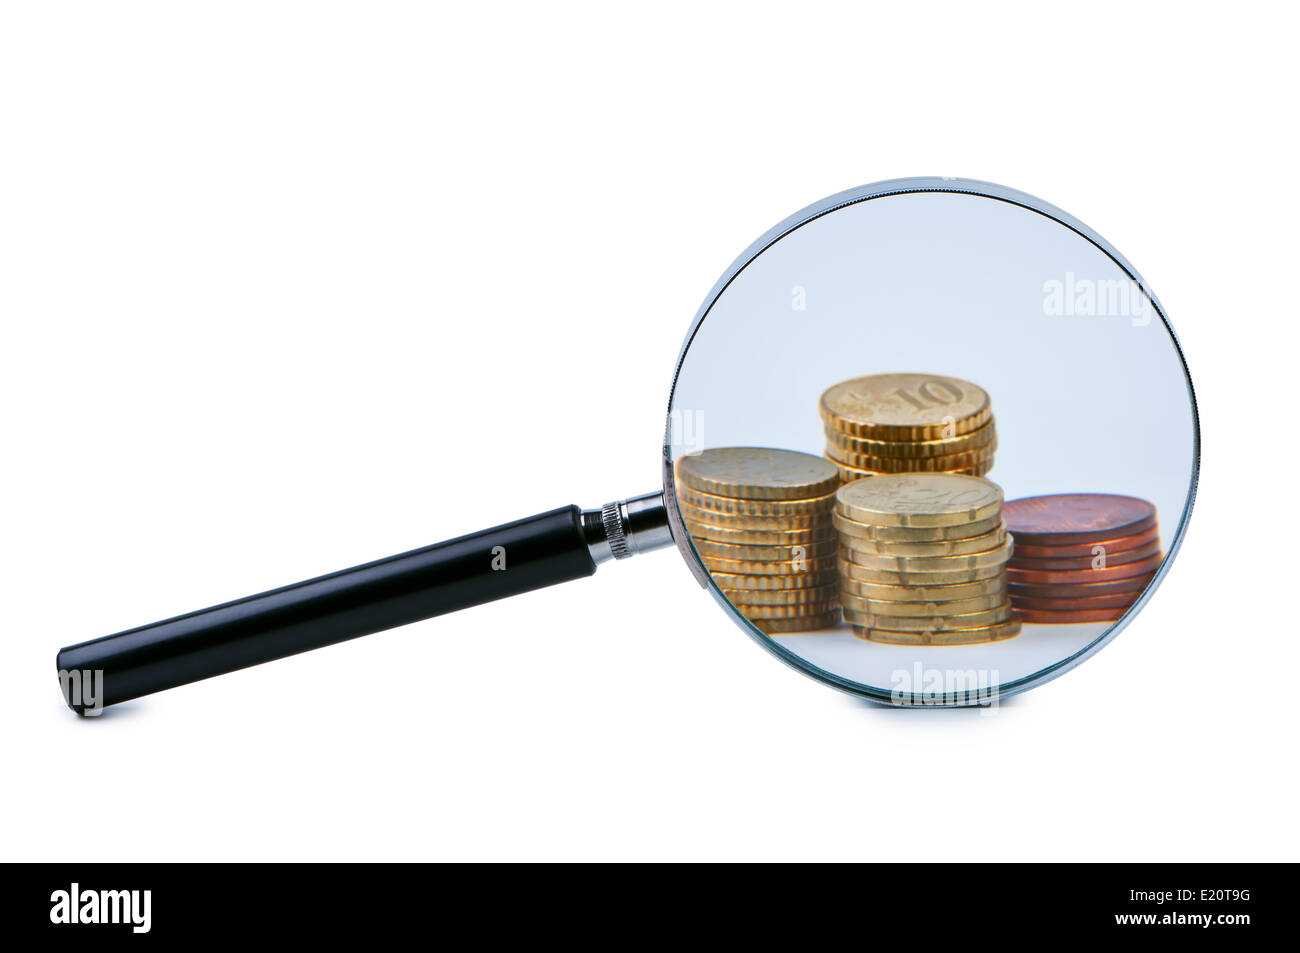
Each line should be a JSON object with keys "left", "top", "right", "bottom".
{"left": 819, "top": 373, "right": 997, "bottom": 483}
{"left": 1002, "top": 494, "right": 1162, "bottom": 624}
{"left": 835, "top": 473, "right": 1021, "bottom": 645}
{"left": 674, "top": 447, "right": 841, "bottom": 634}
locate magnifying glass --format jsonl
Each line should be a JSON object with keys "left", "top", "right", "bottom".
{"left": 55, "top": 176, "right": 1199, "bottom": 712}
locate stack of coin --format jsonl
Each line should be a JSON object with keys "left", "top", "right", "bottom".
{"left": 674, "top": 447, "right": 841, "bottom": 633}
{"left": 1003, "top": 494, "right": 1162, "bottom": 624}
{"left": 834, "top": 473, "right": 1021, "bottom": 645}
{"left": 819, "top": 373, "right": 997, "bottom": 483}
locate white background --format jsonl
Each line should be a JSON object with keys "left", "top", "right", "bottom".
{"left": 1, "top": 2, "right": 1294, "bottom": 861}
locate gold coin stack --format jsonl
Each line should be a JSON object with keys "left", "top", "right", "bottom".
{"left": 819, "top": 373, "right": 997, "bottom": 483}
{"left": 674, "top": 447, "right": 841, "bottom": 634}
{"left": 834, "top": 473, "right": 1021, "bottom": 645}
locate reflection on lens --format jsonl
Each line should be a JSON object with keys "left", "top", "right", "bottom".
{"left": 665, "top": 181, "right": 1197, "bottom": 701}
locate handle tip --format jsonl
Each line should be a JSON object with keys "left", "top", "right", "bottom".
{"left": 56, "top": 647, "right": 100, "bottom": 716}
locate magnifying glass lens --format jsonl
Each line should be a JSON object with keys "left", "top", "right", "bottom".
{"left": 665, "top": 182, "right": 1196, "bottom": 704}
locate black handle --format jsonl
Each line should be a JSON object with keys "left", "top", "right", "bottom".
{"left": 57, "top": 506, "right": 597, "bottom": 712}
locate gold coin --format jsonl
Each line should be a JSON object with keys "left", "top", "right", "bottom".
{"left": 820, "top": 374, "right": 992, "bottom": 440}
{"left": 674, "top": 448, "right": 839, "bottom": 500}
{"left": 677, "top": 485, "right": 836, "bottom": 517}
{"left": 703, "top": 555, "right": 839, "bottom": 576}
{"left": 834, "top": 459, "right": 993, "bottom": 483}
{"left": 836, "top": 519, "right": 1006, "bottom": 556}
{"left": 752, "top": 611, "right": 842, "bottom": 634}
{"left": 724, "top": 584, "right": 839, "bottom": 606}
{"left": 736, "top": 601, "right": 839, "bottom": 620}
{"left": 827, "top": 419, "right": 998, "bottom": 459}
{"left": 842, "top": 602, "right": 1015, "bottom": 631}
{"left": 840, "top": 592, "right": 1007, "bottom": 617}
{"left": 826, "top": 438, "right": 997, "bottom": 473}
{"left": 685, "top": 521, "right": 837, "bottom": 546}
{"left": 690, "top": 537, "right": 838, "bottom": 562}
{"left": 708, "top": 570, "right": 839, "bottom": 591}
{"left": 851, "top": 617, "right": 1022, "bottom": 645}
{"left": 835, "top": 473, "right": 1004, "bottom": 527}
{"left": 828, "top": 513, "right": 1004, "bottom": 543}
{"left": 840, "top": 535, "right": 1014, "bottom": 573}
{"left": 841, "top": 576, "right": 1008, "bottom": 602}
{"left": 838, "top": 559, "right": 1005, "bottom": 587}
{"left": 678, "top": 501, "right": 831, "bottom": 531}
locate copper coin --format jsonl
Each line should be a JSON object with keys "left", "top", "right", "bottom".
{"left": 1009, "top": 539, "right": 1161, "bottom": 571}
{"left": 1008, "top": 572, "right": 1156, "bottom": 599}
{"left": 1002, "top": 494, "right": 1157, "bottom": 545}
{"left": 1011, "top": 526, "right": 1161, "bottom": 559}
{"left": 1009, "top": 591, "right": 1142, "bottom": 611}
{"left": 1005, "top": 553, "right": 1163, "bottom": 586}
{"left": 1017, "top": 607, "right": 1127, "bottom": 624}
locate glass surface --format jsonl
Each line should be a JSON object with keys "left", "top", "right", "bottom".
{"left": 665, "top": 181, "right": 1198, "bottom": 705}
